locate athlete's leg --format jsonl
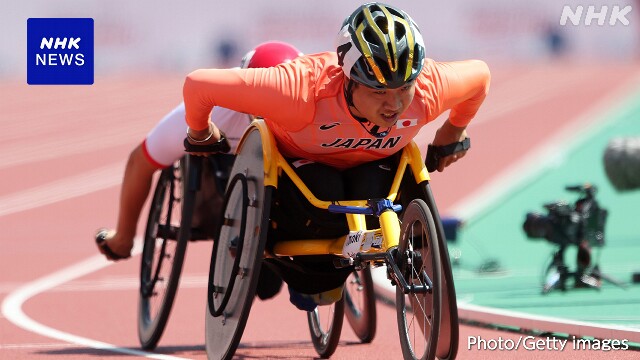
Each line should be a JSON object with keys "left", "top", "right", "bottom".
{"left": 285, "top": 157, "right": 397, "bottom": 310}
{"left": 97, "top": 104, "right": 188, "bottom": 260}
{"left": 97, "top": 144, "right": 159, "bottom": 260}
{"left": 266, "top": 160, "right": 351, "bottom": 310}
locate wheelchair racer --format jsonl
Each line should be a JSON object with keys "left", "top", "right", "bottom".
{"left": 183, "top": 2, "right": 490, "bottom": 311}
{"left": 95, "top": 41, "right": 303, "bottom": 266}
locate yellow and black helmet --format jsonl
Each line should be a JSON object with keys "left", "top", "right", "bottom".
{"left": 336, "top": 2, "right": 425, "bottom": 89}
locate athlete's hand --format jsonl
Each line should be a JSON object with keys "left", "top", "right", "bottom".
{"left": 430, "top": 121, "right": 469, "bottom": 172}
{"left": 185, "top": 122, "right": 229, "bottom": 156}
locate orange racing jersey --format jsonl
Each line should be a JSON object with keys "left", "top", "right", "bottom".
{"left": 184, "top": 52, "right": 489, "bottom": 170}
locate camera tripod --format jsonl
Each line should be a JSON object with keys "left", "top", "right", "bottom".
{"left": 541, "top": 243, "right": 626, "bottom": 294}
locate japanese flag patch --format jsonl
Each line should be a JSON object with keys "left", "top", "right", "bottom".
{"left": 395, "top": 119, "right": 418, "bottom": 129}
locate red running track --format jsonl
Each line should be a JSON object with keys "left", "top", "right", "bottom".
{"left": 2, "top": 62, "right": 640, "bottom": 359}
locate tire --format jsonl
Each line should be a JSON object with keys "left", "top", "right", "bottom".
{"left": 307, "top": 297, "right": 345, "bottom": 358}
{"left": 433, "top": 236, "right": 459, "bottom": 360}
{"left": 138, "top": 157, "right": 195, "bottom": 350}
{"left": 344, "top": 267, "right": 377, "bottom": 343}
{"left": 205, "top": 127, "right": 272, "bottom": 360}
{"left": 421, "top": 183, "right": 459, "bottom": 360}
{"left": 396, "top": 199, "right": 442, "bottom": 360}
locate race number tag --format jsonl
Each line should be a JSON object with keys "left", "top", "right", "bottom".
{"left": 342, "top": 230, "right": 364, "bottom": 258}
{"left": 361, "top": 231, "right": 383, "bottom": 251}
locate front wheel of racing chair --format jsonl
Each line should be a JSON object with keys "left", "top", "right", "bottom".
{"left": 344, "top": 267, "right": 377, "bottom": 343}
{"left": 138, "top": 157, "right": 195, "bottom": 350}
{"left": 396, "top": 199, "right": 442, "bottom": 360}
{"left": 307, "top": 293, "right": 345, "bottom": 359}
{"left": 306, "top": 266, "right": 377, "bottom": 359}
{"left": 205, "top": 126, "right": 273, "bottom": 360}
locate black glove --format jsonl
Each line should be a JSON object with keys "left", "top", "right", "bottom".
{"left": 425, "top": 137, "right": 470, "bottom": 172}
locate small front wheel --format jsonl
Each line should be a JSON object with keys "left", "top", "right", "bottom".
{"left": 344, "top": 267, "right": 377, "bottom": 343}
{"left": 396, "top": 199, "right": 442, "bottom": 360}
{"left": 307, "top": 297, "right": 345, "bottom": 358}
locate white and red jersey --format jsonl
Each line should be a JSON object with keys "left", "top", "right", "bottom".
{"left": 142, "top": 103, "right": 251, "bottom": 168}
{"left": 184, "top": 52, "right": 490, "bottom": 170}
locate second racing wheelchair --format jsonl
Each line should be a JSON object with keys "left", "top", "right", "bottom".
{"left": 137, "top": 124, "right": 383, "bottom": 354}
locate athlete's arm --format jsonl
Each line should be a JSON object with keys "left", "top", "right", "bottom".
{"left": 183, "top": 64, "right": 314, "bottom": 135}
{"left": 429, "top": 60, "right": 490, "bottom": 171}
{"left": 436, "top": 59, "right": 491, "bottom": 128}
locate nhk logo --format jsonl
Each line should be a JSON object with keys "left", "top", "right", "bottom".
{"left": 27, "top": 18, "right": 94, "bottom": 85}
{"left": 560, "top": 5, "right": 632, "bottom": 26}
{"left": 37, "top": 37, "right": 84, "bottom": 65}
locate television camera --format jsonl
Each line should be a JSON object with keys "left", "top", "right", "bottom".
{"left": 523, "top": 184, "right": 623, "bottom": 293}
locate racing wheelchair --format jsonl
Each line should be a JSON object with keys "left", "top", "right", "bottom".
{"left": 205, "top": 120, "right": 459, "bottom": 360}
{"left": 136, "top": 133, "right": 377, "bottom": 352}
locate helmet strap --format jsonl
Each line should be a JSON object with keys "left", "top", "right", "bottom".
{"left": 344, "top": 80, "right": 390, "bottom": 138}
{"left": 344, "top": 79, "right": 356, "bottom": 108}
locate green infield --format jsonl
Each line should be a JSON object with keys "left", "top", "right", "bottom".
{"left": 452, "top": 87, "right": 640, "bottom": 331}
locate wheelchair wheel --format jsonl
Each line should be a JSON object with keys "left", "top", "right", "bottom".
{"left": 422, "top": 183, "right": 459, "bottom": 360}
{"left": 396, "top": 199, "right": 442, "bottom": 360}
{"left": 208, "top": 173, "right": 248, "bottom": 317}
{"left": 205, "top": 127, "right": 272, "bottom": 360}
{"left": 138, "top": 158, "right": 195, "bottom": 350}
{"left": 307, "top": 297, "right": 345, "bottom": 359}
{"left": 344, "top": 267, "right": 377, "bottom": 343}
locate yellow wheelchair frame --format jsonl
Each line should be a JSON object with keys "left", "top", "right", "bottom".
{"left": 264, "top": 125, "right": 426, "bottom": 259}
{"left": 205, "top": 120, "right": 458, "bottom": 360}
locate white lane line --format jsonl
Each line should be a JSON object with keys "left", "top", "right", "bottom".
{"left": 0, "top": 342, "right": 80, "bottom": 350}
{"left": 413, "top": 67, "right": 588, "bottom": 149}
{"left": 1, "top": 244, "right": 188, "bottom": 360}
{"left": 0, "top": 122, "right": 149, "bottom": 170}
{"left": 54, "top": 274, "right": 209, "bottom": 292}
{"left": 0, "top": 162, "right": 124, "bottom": 217}
{"left": 457, "top": 303, "right": 640, "bottom": 342}
{"left": 371, "top": 268, "right": 640, "bottom": 342}
{"left": 0, "top": 274, "right": 209, "bottom": 293}
{"left": 472, "top": 66, "right": 588, "bottom": 125}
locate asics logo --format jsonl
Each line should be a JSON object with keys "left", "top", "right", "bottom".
{"left": 319, "top": 122, "right": 340, "bottom": 130}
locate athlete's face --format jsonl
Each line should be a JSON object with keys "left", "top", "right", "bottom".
{"left": 349, "top": 81, "right": 416, "bottom": 128}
